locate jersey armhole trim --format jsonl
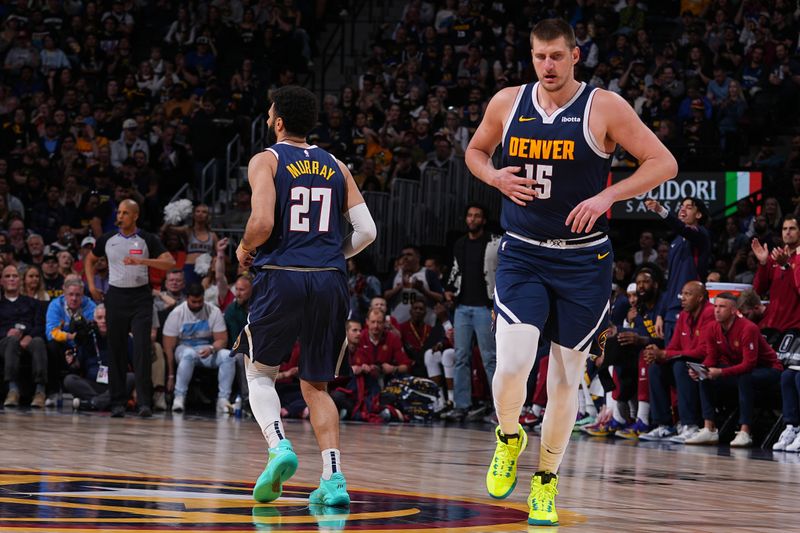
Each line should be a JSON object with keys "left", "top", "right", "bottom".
{"left": 265, "top": 147, "right": 279, "bottom": 160}
{"left": 501, "top": 85, "right": 526, "bottom": 148}
{"left": 584, "top": 89, "right": 611, "bottom": 159}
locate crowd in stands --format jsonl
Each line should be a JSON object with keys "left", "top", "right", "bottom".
{"left": 2, "top": 1, "right": 800, "bottom": 452}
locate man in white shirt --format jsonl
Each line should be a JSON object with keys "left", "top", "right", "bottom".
{"left": 162, "top": 283, "right": 234, "bottom": 414}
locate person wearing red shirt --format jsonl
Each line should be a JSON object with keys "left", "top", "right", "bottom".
{"left": 640, "top": 281, "right": 715, "bottom": 442}
{"left": 358, "top": 308, "right": 413, "bottom": 381}
{"left": 331, "top": 320, "right": 382, "bottom": 421}
{"left": 685, "top": 293, "right": 782, "bottom": 447}
{"left": 751, "top": 215, "right": 800, "bottom": 333}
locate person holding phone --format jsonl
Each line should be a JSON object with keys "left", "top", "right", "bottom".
{"left": 684, "top": 292, "right": 782, "bottom": 447}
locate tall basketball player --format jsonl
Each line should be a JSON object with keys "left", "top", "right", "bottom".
{"left": 235, "top": 86, "right": 376, "bottom": 507}
{"left": 465, "top": 19, "right": 677, "bottom": 525}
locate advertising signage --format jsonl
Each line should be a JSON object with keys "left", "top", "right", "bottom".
{"left": 609, "top": 171, "right": 762, "bottom": 219}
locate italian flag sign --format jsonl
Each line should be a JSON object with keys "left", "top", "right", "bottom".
{"left": 724, "top": 171, "right": 762, "bottom": 215}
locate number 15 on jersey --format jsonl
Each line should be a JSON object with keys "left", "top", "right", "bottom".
{"left": 524, "top": 163, "right": 552, "bottom": 200}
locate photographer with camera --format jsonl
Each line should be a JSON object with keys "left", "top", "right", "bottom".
{"left": 0, "top": 264, "right": 48, "bottom": 408}
{"left": 45, "top": 276, "right": 96, "bottom": 405}
{"left": 63, "top": 304, "right": 135, "bottom": 411}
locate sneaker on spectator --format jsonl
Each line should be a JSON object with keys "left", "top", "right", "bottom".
{"left": 434, "top": 400, "right": 453, "bottom": 419}
{"left": 3, "top": 389, "right": 19, "bottom": 407}
{"left": 520, "top": 407, "right": 539, "bottom": 427}
{"left": 585, "top": 418, "right": 625, "bottom": 437}
{"left": 617, "top": 419, "right": 650, "bottom": 440}
{"left": 669, "top": 425, "right": 700, "bottom": 444}
{"left": 483, "top": 411, "right": 499, "bottom": 425}
{"left": 730, "top": 430, "right": 752, "bottom": 448}
{"left": 44, "top": 394, "right": 57, "bottom": 408}
{"left": 443, "top": 407, "right": 467, "bottom": 422}
{"left": 172, "top": 395, "right": 186, "bottom": 413}
{"left": 773, "top": 425, "right": 798, "bottom": 451}
{"left": 110, "top": 405, "right": 125, "bottom": 418}
{"left": 684, "top": 427, "right": 719, "bottom": 445}
{"left": 574, "top": 413, "right": 595, "bottom": 427}
{"left": 137, "top": 405, "right": 153, "bottom": 418}
{"left": 466, "top": 405, "right": 488, "bottom": 422}
{"left": 217, "top": 398, "right": 233, "bottom": 415}
{"left": 785, "top": 431, "right": 800, "bottom": 452}
{"left": 640, "top": 425, "right": 677, "bottom": 441}
{"left": 30, "top": 392, "right": 46, "bottom": 408}
{"left": 153, "top": 391, "right": 167, "bottom": 412}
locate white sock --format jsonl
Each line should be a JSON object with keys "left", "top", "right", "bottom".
{"left": 637, "top": 401, "right": 650, "bottom": 424}
{"left": 321, "top": 448, "right": 341, "bottom": 480}
{"left": 447, "top": 389, "right": 454, "bottom": 402}
{"left": 245, "top": 359, "right": 285, "bottom": 449}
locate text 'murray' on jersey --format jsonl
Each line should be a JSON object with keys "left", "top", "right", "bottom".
{"left": 500, "top": 81, "right": 613, "bottom": 241}
{"left": 253, "top": 142, "right": 347, "bottom": 273}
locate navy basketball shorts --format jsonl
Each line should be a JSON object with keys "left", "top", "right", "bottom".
{"left": 493, "top": 233, "right": 613, "bottom": 352}
{"left": 233, "top": 268, "right": 350, "bottom": 382}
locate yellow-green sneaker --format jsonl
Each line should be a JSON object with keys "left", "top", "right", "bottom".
{"left": 486, "top": 424, "right": 528, "bottom": 499}
{"left": 527, "top": 471, "right": 559, "bottom": 526}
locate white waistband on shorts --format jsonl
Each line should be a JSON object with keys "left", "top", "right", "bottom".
{"left": 506, "top": 231, "right": 609, "bottom": 249}
{"left": 260, "top": 265, "right": 339, "bottom": 272}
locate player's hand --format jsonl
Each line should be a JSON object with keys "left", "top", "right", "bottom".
{"left": 565, "top": 191, "right": 614, "bottom": 233}
{"left": 708, "top": 367, "right": 722, "bottom": 380}
{"left": 123, "top": 256, "right": 143, "bottom": 266}
{"left": 751, "top": 238, "right": 769, "bottom": 265}
{"left": 490, "top": 166, "right": 535, "bottom": 206}
{"left": 89, "top": 287, "right": 104, "bottom": 302}
{"left": 236, "top": 243, "right": 255, "bottom": 269}
{"left": 654, "top": 315, "right": 664, "bottom": 339}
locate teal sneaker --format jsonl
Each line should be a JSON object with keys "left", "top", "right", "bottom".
{"left": 309, "top": 472, "right": 350, "bottom": 507}
{"left": 253, "top": 439, "right": 298, "bottom": 503}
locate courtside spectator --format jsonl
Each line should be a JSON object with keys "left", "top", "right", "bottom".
{"left": 686, "top": 293, "right": 782, "bottom": 447}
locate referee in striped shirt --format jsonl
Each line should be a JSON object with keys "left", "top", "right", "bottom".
{"left": 85, "top": 199, "right": 175, "bottom": 417}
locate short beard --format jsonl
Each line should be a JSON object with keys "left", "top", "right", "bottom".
{"left": 267, "top": 124, "right": 277, "bottom": 145}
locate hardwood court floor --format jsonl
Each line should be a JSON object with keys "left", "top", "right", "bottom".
{"left": 1, "top": 409, "right": 798, "bottom": 532}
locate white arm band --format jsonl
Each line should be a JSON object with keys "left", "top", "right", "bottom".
{"left": 342, "top": 202, "right": 377, "bottom": 259}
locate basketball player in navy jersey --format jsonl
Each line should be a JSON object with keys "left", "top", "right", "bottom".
{"left": 465, "top": 19, "right": 677, "bottom": 525}
{"left": 234, "top": 86, "right": 376, "bottom": 507}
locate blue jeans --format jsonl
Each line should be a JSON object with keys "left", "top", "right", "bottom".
{"left": 453, "top": 305, "right": 496, "bottom": 409}
{"left": 698, "top": 367, "right": 781, "bottom": 426}
{"left": 649, "top": 359, "right": 701, "bottom": 426}
{"left": 781, "top": 369, "right": 800, "bottom": 425}
{"left": 175, "top": 344, "right": 235, "bottom": 400}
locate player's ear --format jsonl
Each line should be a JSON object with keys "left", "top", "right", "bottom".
{"left": 572, "top": 46, "right": 580, "bottom": 65}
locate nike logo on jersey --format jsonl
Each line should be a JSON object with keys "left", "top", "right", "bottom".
{"left": 597, "top": 252, "right": 610, "bottom": 260}
{"left": 518, "top": 116, "right": 537, "bottom": 122}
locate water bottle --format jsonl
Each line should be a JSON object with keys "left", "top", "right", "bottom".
{"left": 233, "top": 395, "right": 242, "bottom": 419}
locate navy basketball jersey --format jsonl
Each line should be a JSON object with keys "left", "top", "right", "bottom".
{"left": 253, "top": 142, "right": 347, "bottom": 273}
{"left": 500, "top": 81, "right": 612, "bottom": 240}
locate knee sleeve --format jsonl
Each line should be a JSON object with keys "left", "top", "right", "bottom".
{"left": 493, "top": 316, "right": 540, "bottom": 435}
{"left": 424, "top": 349, "right": 442, "bottom": 378}
{"left": 441, "top": 348, "right": 455, "bottom": 379}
